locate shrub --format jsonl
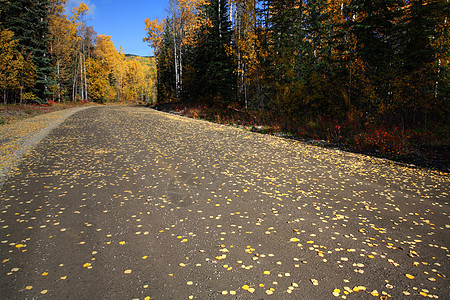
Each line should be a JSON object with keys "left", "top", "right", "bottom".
{"left": 354, "top": 126, "right": 406, "bottom": 157}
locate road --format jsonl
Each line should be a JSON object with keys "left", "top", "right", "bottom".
{"left": 1, "top": 106, "right": 449, "bottom": 299}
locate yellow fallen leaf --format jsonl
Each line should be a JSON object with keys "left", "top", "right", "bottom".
{"left": 25, "top": 286, "right": 32, "bottom": 290}
{"left": 187, "top": 281, "right": 193, "bottom": 285}
{"left": 41, "top": 272, "right": 48, "bottom": 276}
{"left": 264, "top": 271, "right": 270, "bottom": 275}
{"left": 353, "top": 286, "right": 366, "bottom": 292}
{"left": 41, "top": 290, "right": 48, "bottom": 295}
{"left": 83, "top": 263, "right": 91, "bottom": 268}
{"left": 248, "top": 288, "right": 255, "bottom": 293}
{"left": 124, "top": 269, "right": 132, "bottom": 274}
{"left": 405, "top": 274, "right": 415, "bottom": 279}
{"left": 242, "top": 285, "right": 249, "bottom": 290}
{"left": 60, "top": 276, "right": 67, "bottom": 280}
{"left": 119, "top": 241, "right": 125, "bottom": 245}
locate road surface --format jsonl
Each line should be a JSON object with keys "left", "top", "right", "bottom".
{"left": 1, "top": 106, "right": 449, "bottom": 299}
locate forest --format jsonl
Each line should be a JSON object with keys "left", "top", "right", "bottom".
{"left": 0, "top": 0, "right": 448, "bottom": 167}
{"left": 145, "top": 0, "right": 449, "bottom": 166}
{"left": 0, "top": 0, "right": 155, "bottom": 104}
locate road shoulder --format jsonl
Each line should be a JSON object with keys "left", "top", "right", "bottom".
{"left": 0, "top": 106, "right": 92, "bottom": 189}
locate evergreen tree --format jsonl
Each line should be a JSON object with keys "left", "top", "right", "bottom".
{"left": 157, "top": 21, "right": 176, "bottom": 101}
{"left": 345, "top": 0, "right": 403, "bottom": 119}
{"left": 0, "top": 0, "right": 54, "bottom": 102}
{"left": 191, "top": 0, "right": 235, "bottom": 102}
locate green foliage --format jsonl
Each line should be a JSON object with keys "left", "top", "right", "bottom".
{"left": 0, "top": 0, "right": 53, "bottom": 102}
{"left": 186, "top": 0, "right": 236, "bottom": 102}
{"left": 125, "top": 55, "right": 156, "bottom": 68}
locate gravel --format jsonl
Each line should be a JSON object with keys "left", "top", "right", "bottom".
{"left": 0, "top": 106, "right": 92, "bottom": 191}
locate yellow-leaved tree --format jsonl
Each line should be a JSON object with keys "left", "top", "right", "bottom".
{"left": 0, "top": 28, "right": 36, "bottom": 104}
{"left": 92, "top": 35, "right": 125, "bottom": 101}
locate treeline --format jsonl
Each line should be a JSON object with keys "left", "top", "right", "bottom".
{"left": 145, "top": 0, "right": 449, "bottom": 131}
{"left": 0, "top": 0, "right": 155, "bottom": 104}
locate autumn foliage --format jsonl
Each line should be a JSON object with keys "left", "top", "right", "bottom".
{"left": 1, "top": 0, "right": 156, "bottom": 104}
{"left": 146, "top": 0, "right": 449, "bottom": 166}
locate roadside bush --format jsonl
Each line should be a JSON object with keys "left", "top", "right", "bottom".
{"left": 354, "top": 126, "right": 406, "bottom": 157}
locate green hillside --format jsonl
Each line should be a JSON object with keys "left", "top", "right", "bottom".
{"left": 124, "top": 54, "right": 156, "bottom": 68}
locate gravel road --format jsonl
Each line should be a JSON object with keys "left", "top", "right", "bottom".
{"left": 0, "top": 106, "right": 449, "bottom": 299}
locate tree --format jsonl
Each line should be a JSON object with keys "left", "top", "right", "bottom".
{"left": 189, "top": 0, "right": 236, "bottom": 102}
{"left": 49, "top": 0, "right": 78, "bottom": 102}
{"left": 70, "top": 3, "right": 95, "bottom": 102}
{"left": 86, "top": 57, "right": 108, "bottom": 102}
{"left": 396, "top": 0, "right": 450, "bottom": 127}
{"left": 0, "top": 28, "right": 24, "bottom": 103}
{"left": 0, "top": 0, "right": 53, "bottom": 102}
{"left": 345, "top": 0, "right": 403, "bottom": 121}
{"left": 229, "top": 0, "right": 262, "bottom": 108}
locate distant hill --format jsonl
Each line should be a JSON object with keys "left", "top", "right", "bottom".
{"left": 124, "top": 54, "right": 155, "bottom": 68}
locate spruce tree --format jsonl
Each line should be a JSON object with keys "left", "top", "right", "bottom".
{"left": 0, "top": 0, "right": 53, "bottom": 102}
{"left": 345, "top": 0, "right": 403, "bottom": 117}
{"left": 191, "top": 0, "right": 235, "bottom": 102}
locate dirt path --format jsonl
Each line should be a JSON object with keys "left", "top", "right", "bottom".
{"left": 0, "top": 106, "right": 449, "bottom": 299}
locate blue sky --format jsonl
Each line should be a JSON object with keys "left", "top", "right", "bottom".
{"left": 66, "top": 0, "right": 169, "bottom": 56}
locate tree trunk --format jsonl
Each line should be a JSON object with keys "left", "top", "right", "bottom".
{"left": 83, "top": 48, "right": 88, "bottom": 101}
{"left": 80, "top": 53, "right": 84, "bottom": 102}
